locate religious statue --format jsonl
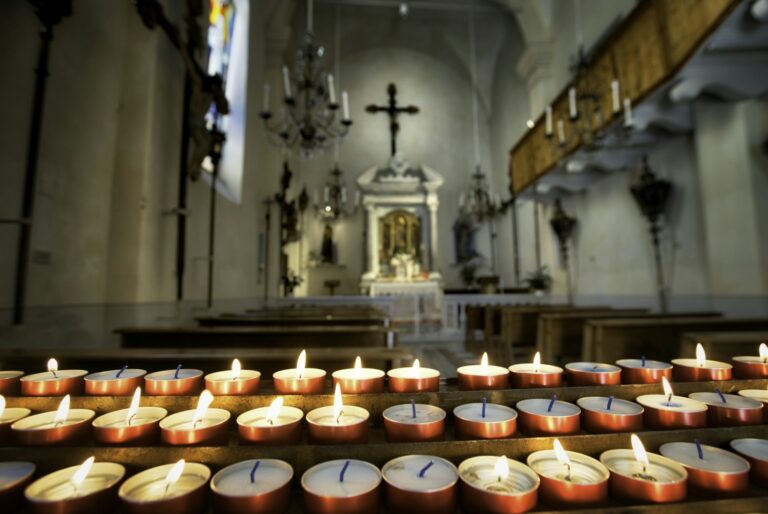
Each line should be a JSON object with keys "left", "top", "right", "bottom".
{"left": 321, "top": 224, "right": 335, "bottom": 263}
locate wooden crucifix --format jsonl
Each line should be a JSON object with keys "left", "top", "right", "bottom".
{"left": 366, "top": 83, "right": 419, "bottom": 156}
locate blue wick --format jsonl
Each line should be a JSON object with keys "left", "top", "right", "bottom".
{"left": 694, "top": 439, "right": 704, "bottom": 460}
{"left": 418, "top": 460, "right": 434, "bottom": 478}
{"left": 339, "top": 461, "right": 350, "bottom": 483}
{"left": 250, "top": 461, "right": 260, "bottom": 483}
{"left": 641, "top": 356, "right": 646, "bottom": 367}
{"left": 174, "top": 364, "right": 182, "bottom": 379}
{"left": 607, "top": 396, "right": 614, "bottom": 411}
{"left": 716, "top": 388, "right": 726, "bottom": 404}
{"left": 411, "top": 399, "right": 416, "bottom": 419}
{"left": 116, "top": 365, "right": 128, "bottom": 378}
{"left": 481, "top": 397, "right": 487, "bottom": 419}
{"left": 547, "top": 394, "right": 557, "bottom": 413}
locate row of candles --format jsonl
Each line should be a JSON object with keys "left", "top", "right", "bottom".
{"left": 3, "top": 435, "right": 767, "bottom": 514}
{"left": 2, "top": 343, "right": 767, "bottom": 399}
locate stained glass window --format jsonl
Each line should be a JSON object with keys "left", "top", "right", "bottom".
{"left": 206, "top": 0, "right": 236, "bottom": 125}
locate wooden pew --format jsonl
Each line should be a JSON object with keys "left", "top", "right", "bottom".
{"left": 583, "top": 318, "right": 768, "bottom": 363}
{"left": 196, "top": 313, "right": 390, "bottom": 328}
{"left": 680, "top": 331, "right": 768, "bottom": 362}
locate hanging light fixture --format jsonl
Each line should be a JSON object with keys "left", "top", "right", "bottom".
{"left": 314, "top": 165, "right": 358, "bottom": 221}
{"left": 259, "top": 0, "right": 352, "bottom": 157}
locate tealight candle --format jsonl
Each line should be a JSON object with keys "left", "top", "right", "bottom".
{"left": 600, "top": 434, "right": 687, "bottom": 503}
{"left": 383, "top": 401, "right": 446, "bottom": 442}
{"left": 20, "top": 359, "right": 87, "bottom": 396}
{"left": 0, "top": 461, "right": 35, "bottom": 513}
{"left": 11, "top": 395, "right": 95, "bottom": 446}
{"left": 25, "top": 457, "right": 125, "bottom": 514}
{"left": 616, "top": 357, "right": 672, "bottom": 384}
{"left": 273, "top": 350, "right": 326, "bottom": 395}
{"left": 730, "top": 438, "right": 768, "bottom": 487}
{"left": 84, "top": 366, "right": 146, "bottom": 396}
{"left": 237, "top": 397, "right": 304, "bottom": 445}
{"left": 205, "top": 359, "right": 261, "bottom": 396}
{"left": 636, "top": 377, "right": 708, "bottom": 429}
{"left": 387, "top": 359, "right": 440, "bottom": 393}
{"left": 306, "top": 384, "right": 368, "bottom": 444}
{"left": 508, "top": 352, "right": 563, "bottom": 388}
{"left": 159, "top": 390, "right": 230, "bottom": 446}
{"left": 576, "top": 396, "right": 644, "bottom": 433}
{"left": 119, "top": 459, "right": 211, "bottom": 514}
{"left": 565, "top": 362, "right": 621, "bottom": 386}
{"left": 144, "top": 366, "right": 203, "bottom": 396}
{"left": 453, "top": 399, "right": 517, "bottom": 440}
{"left": 527, "top": 439, "right": 609, "bottom": 507}
{"left": 0, "top": 394, "right": 31, "bottom": 443}
{"left": 0, "top": 371, "right": 24, "bottom": 396}
{"left": 738, "top": 387, "right": 768, "bottom": 422}
{"left": 516, "top": 396, "right": 581, "bottom": 436}
{"left": 332, "top": 356, "right": 385, "bottom": 393}
{"left": 382, "top": 455, "right": 458, "bottom": 514}
{"left": 92, "top": 387, "right": 167, "bottom": 445}
{"left": 211, "top": 459, "right": 292, "bottom": 514}
{"left": 457, "top": 352, "right": 509, "bottom": 391}
{"left": 660, "top": 441, "right": 750, "bottom": 497}
{"left": 688, "top": 390, "right": 763, "bottom": 426}
{"left": 301, "top": 459, "right": 381, "bottom": 514}
{"left": 458, "top": 455, "right": 539, "bottom": 514}
{"left": 731, "top": 343, "right": 768, "bottom": 378}
{"left": 672, "top": 343, "right": 732, "bottom": 382}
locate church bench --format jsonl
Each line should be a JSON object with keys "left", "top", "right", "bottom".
{"left": 196, "top": 313, "right": 390, "bottom": 328}
{"left": 583, "top": 318, "right": 768, "bottom": 363}
{"left": 680, "top": 331, "right": 768, "bottom": 362}
{"left": 464, "top": 303, "right": 570, "bottom": 354}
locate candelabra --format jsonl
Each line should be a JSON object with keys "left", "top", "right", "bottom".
{"left": 550, "top": 199, "right": 577, "bottom": 305}
{"left": 314, "top": 164, "right": 358, "bottom": 222}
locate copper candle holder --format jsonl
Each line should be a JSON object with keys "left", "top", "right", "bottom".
{"left": 144, "top": 368, "right": 203, "bottom": 396}
{"left": 458, "top": 456, "right": 539, "bottom": 514}
{"left": 160, "top": 408, "right": 231, "bottom": 446}
{"left": 205, "top": 360, "right": 261, "bottom": 396}
{"left": 306, "top": 405, "right": 369, "bottom": 445}
{"left": 615, "top": 359, "right": 672, "bottom": 384}
{"left": 527, "top": 445, "right": 609, "bottom": 508}
{"left": 20, "top": 370, "right": 87, "bottom": 396}
{"left": 565, "top": 362, "right": 621, "bottom": 386}
{"left": 730, "top": 438, "right": 768, "bottom": 487}
{"left": 660, "top": 442, "right": 750, "bottom": 497}
{"left": 453, "top": 402, "right": 517, "bottom": 440}
{"left": 383, "top": 403, "right": 445, "bottom": 443}
{"left": 508, "top": 363, "right": 563, "bottom": 389}
{"left": 301, "top": 459, "right": 381, "bottom": 514}
{"left": 92, "top": 407, "right": 167, "bottom": 446}
{"left": 516, "top": 398, "right": 580, "bottom": 436}
{"left": 672, "top": 344, "right": 732, "bottom": 381}
{"left": 0, "top": 461, "right": 35, "bottom": 514}
{"left": 11, "top": 404, "right": 95, "bottom": 446}
{"left": 0, "top": 404, "right": 31, "bottom": 444}
{"left": 211, "top": 459, "right": 293, "bottom": 514}
{"left": 457, "top": 353, "right": 509, "bottom": 391}
{"left": 738, "top": 389, "right": 768, "bottom": 422}
{"left": 577, "top": 396, "right": 643, "bottom": 434}
{"left": 0, "top": 371, "right": 24, "bottom": 396}
{"left": 332, "top": 360, "right": 385, "bottom": 393}
{"left": 236, "top": 403, "right": 304, "bottom": 445}
{"left": 689, "top": 391, "right": 763, "bottom": 426}
{"left": 25, "top": 461, "right": 125, "bottom": 514}
{"left": 732, "top": 356, "right": 768, "bottom": 379}
{"left": 600, "top": 448, "right": 687, "bottom": 503}
{"left": 382, "top": 455, "right": 458, "bottom": 514}
{"left": 119, "top": 461, "right": 211, "bottom": 514}
{"left": 272, "top": 369, "right": 326, "bottom": 394}
{"left": 84, "top": 368, "right": 146, "bottom": 396}
{"left": 387, "top": 360, "right": 440, "bottom": 393}
{"left": 636, "top": 379, "right": 708, "bottom": 430}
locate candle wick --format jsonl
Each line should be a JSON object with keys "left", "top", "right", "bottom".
{"left": 565, "top": 463, "right": 571, "bottom": 482}
{"left": 666, "top": 393, "right": 672, "bottom": 406}
{"left": 128, "top": 413, "right": 135, "bottom": 427}
{"left": 250, "top": 461, "right": 260, "bottom": 483}
{"left": 267, "top": 417, "right": 273, "bottom": 426}
{"left": 481, "top": 397, "right": 487, "bottom": 419}
{"left": 51, "top": 370, "right": 57, "bottom": 378}
{"left": 174, "top": 364, "right": 182, "bottom": 379}
{"left": 117, "top": 365, "right": 128, "bottom": 378}
{"left": 164, "top": 482, "right": 171, "bottom": 499}
{"left": 339, "top": 460, "right": 350, "bottom": 483}
{"left": 418, "top": 460, "right": 434, "bottom": 478}
{"left": 547, "top": 394, "right": 557, "bottom": 412}
{"left": 336, "top": 409, "right": 344, "bottom": 424}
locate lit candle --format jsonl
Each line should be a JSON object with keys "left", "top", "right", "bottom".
{"left": 545, "top": 106, "right": 553, "bottom": 136}
{"left": 341, "top": 91, "right": 350, "bottom": 121}
{"left": 383, "top": 401, "right": 446, "bottom": 442}
{"left": 516, "top": 396, "right": 581, "bottom": 436}
{"left": 119, "top": 460, "right": 211, "bottom": 513}
{"left": 0, "top": 394, "right": 30, "bottom": 442}
{"left": 738, "top": 387, "right": 768, "bottom": 422}
{"left": 672, "top": 343, "right": 732, "bottom": 382}
{"left": 211, "top": 459, "right": 293, "bottom": 514}
{"left": 569, "top": 87, "right": 578, "bottom": 119}
{"left": 730, "top": 438, "right": 768, "bottom": 487}
{"left": 576, "top": 396, "right": 644, "bottom": 433}
{"left": 282, "top": 66, "right": 292, "bottom": 98}
{"left": 236, "top": 397, "right": 304, "bottom": 445}
{"left": 565, "top": 361, "right": 621, "bottom": 386}
{"left": 557, "top": 119, "right": 566, "bottom": 144}
{"left": 636, "top": 377, "right": 708, "bottom": 429}
{"left": 262, "top": 83, "right": 270, "bottom": 112}
{"left": 25, "top": 457, "right": 125, "bottom": 513}
{"left": 623, "top": 98, "right": 633, "bottom": 127}
{"left": 327, "top": 74, "right": 336, "bottom": 105}
{"left": 527, "top": 439, "right": 609, "bottom": 507}
{"left": 659, "top": 441, "right": 750, "bottom": 496}
{"left": 387, "top": 359, "right": 440, "bottom": 393}
{"left": 205, "top": 359, "right": 261, "bottom": 396}
{"left": 732, "top": 342, "right": 768, "bottom": 378}
{"left": 11, "top": 394, "right": 95, "bottom": 446}
{"left": 508, "top": 352, "right": 564, "bottom": 388}
{"left": 0, "top": 370, "right": 24, "bottom": 396}
{"left": 92, "top": 387, "right": 167, "bottom": 446}
{"left": 688, "top": 390, "right": 763, "bottom": 426}
{"left": 457, "top": 352, "right": 509, "bottom": 391}
{"left": 301, "top": 459, "right": 381, "bottom": 514}
{"left": 84, "top": 366, "right": 146, "bottom": 396}
{"left": 0, "top": 461, "right": 35, "bottom": 513}
{"left": 332, "top": 356, "right": 385, "bottom": 393}
{"left": 273, "top": 350, "right": 327, "bottom": 395}
{"left": 458, "top": 456, "right": 539, "bottom": 514}
{"left": 382, "top": 455, "right": 458, "bottom": 514}
{"left": 306, "top": 383, "right": 369, "bottom": 444}
{"left": 20, "top": 358, "right": 87, "bottom": 396}
{"left": 159, "top": 390, "right": 231, "bottom": 446}
{"left": 611, "top": 79, "right": 620, "bottom": 113}
{"left": 144, "top": 366, "right": 203, "bottom": 396}
{"left": 453, "top": 400, "right": 517, "bottom": 440}
{"left": 600, "top": 434, "right": 687, "bottom": 503}
{"left": 615, "top": 357, "right": 672, "bottom": 384}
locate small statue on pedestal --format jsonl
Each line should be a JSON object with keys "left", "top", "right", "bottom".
{"left": 321, "top": 224, "right": 335, "bottom": 263}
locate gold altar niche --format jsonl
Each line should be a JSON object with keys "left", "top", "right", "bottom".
{"left": 378, "top": 209, "right": 423, "bottom": 274}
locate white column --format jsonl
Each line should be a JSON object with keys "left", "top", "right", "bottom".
{"left": 427, "top": 195, "right": 439, "bottom": 274}
{"left": 366, "top": 203, "right": 379, "bottom": 278}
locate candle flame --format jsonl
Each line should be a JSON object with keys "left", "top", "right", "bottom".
{"left": 165, "top": 459, "right": 185, "bottom": 487}
{"left": 480, "top": 352, "right": 489, "bottom": 374}
{"left": 0, "top": 395, "right": 4, "bottom": 418}
{"left": 297, "top": 350, "right": 307, "bottom": 378}
{"left": 661, "top": 376, "right": 673, "bottom": 398}
{"left": 266, "top": 397, "right": 283, "bottom": 424}
{"left": 410, "top": 359, "right": 421, "bottom": 378}
{"left": 553, "top": 439, "right": 570, "bottom": 466}
{"left": 533, "top": 352, "right": 541, "bottom": 372}
{"left": 192, "top": 390, "right": 214, "bottom": 427}
{"left": 333, "top": 383, "right": 343, "bottom": 422}
{"left": 231, "top": 359, "right": 241, "bottom": 380}
{"left": 71, "top": 456, "right": 94, "bottom": 488}
{"left": 759, "top": 343, "right": 768, "bottom": 363}
{"left": 696, "top": 343, "right": 706, "bottom": 367}
{"left": 47, "top": 358, "right": 58, "bottom": 374}
{"left": 54, "top": 395, "right": 71, "bottom": 424}
{"left": 354, "top": 356, "right": 362, "bottom": 379}
{"left": 494, "top": 456, "right": 509, "bottom": 481}
{"left": 630, "top": 434, "right": 649, "bottom": 470}
{"left": 125, "top": 387, "right": 141, "bottom": 424}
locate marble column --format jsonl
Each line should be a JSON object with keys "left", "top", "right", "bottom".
{"left": 365, "top": 203, "right": 379, "bottom": 278}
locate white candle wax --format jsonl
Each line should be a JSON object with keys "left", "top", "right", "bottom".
{"left": 119, "top": 462, "right": 210, "bottom": 502}
{"left": 204, "top": 370, "right": 261, "bottom": 383}
{"left": 600, "top": 449, "right": 686, "bottom": 483}
{"left": 688, "top": 391, "right": 763, "bottom": 409}
{"left": 566, "top": 362, "right": 621, "bottom": 374}
{"left": 92, "top": 407, "right": 167, "bottom": 429}
{"left": 387, "top": 366, "right": 440, "bottom": 380}
{"left": 557, "top": 120, "right": 566, "bottom": 143}
{"left": 568, "top": 87, "right": 578, "bottom": 118}
{"left": 738, "top": 389, "right": 768, "bottom": 403}
{"left": 545, "top": 106, "right": 553, "bottom": 135}
{"left": 454, "top": 403, "right": 516, "bottom": 423}
{"left": 273, "top": 368, "right": 326, "bottom": 381}
{"left": 0, "top": 461, "right": 35, "bottom": 491}
{"left": 616, "top": 358, "right": 672, "bottom": 370}
{"left": 383, "top": 455, "right": 457, "bottom": 492}
{"left": 145, "top": 369, "right": 203, "bottom": 381}
{"left": 577, "top": 396, "right": 643, "bottom": 415}
{"left": 212, "top": 459, "right": 293, "bottom": 497}
{"left": 383, "top": 404, "right": 445, "bottom": 425}
{"left": 611, "top": 79, "right": 620, "bottom": 113}
{"left": 0, "top": 407, "right": 30, "bottom": 424}
{"left": 671, "top": 358, "right": 731, "bottom": 370}
{"left": 659, "top": 442, "right": 749, "bottom": 473}
{"left": 516, "top": 398, "right": 580, "bottom": 417}
{"left": 327, "top": 74, "right": 336, "bottom": 104}
{"left": 508, "top": 363, "right": 563, "bottom": 374}
{"left": 528, "top": 450, "right": 608, "bottom": 484}
{"left": 306, "top": 405, "right": 368, "bottom": 426}
{"left": 457, "top": 365, "right": 508, "bottom": 377}
{"left": 85, "top": 369, "right": 146, "bottom": 382}
{"left": 459, "top": 456, "right": 539, "bottom": 494}
{"left": 302, "top": 460, "right": 381, "bottom": 498}
{"left": 160, "top": 409, "right": 230, "bottom": 431}
{"left": 332, "top": 368, "right": 385, "bottom": 381}
{"left": 237, "top": 406, "right": 303, "bottom": 428}
{"left": 11, "top": 409, "right": 94, "bottom": 431}
{"left": 342, "top": 91, "right": 350, "bottom": 120}
{"left": 623, "top": 98, "right": 633, "bottom": 126}
{"left": 636, "top": 394, "right": 707, "bottom": 413}
{"left": 21, "top": 369, "right": 88, "bottom": 383}
{"left": 733, "top": 355, "right": 768, "bottom": 365}
{"left": 282, "top": 66, "right": 292, "bottom": 98}
{"left": 26, "top": 463, "right": 125, "bottom": 501}
{"left": 730, "top": 438, "right": 768, "bottom": 462}
{"left": 0, "top": 371, "right": 23, "bottom": 381}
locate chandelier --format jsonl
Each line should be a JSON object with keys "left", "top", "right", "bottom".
{"left": 259, "top": 0, "right": 352, "bottom": 157}
{"left": 459, "top": 166, "right": 503, "bottom": 222}
{"left": 314, "top": 164, "right": 358, "bottom": 221}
